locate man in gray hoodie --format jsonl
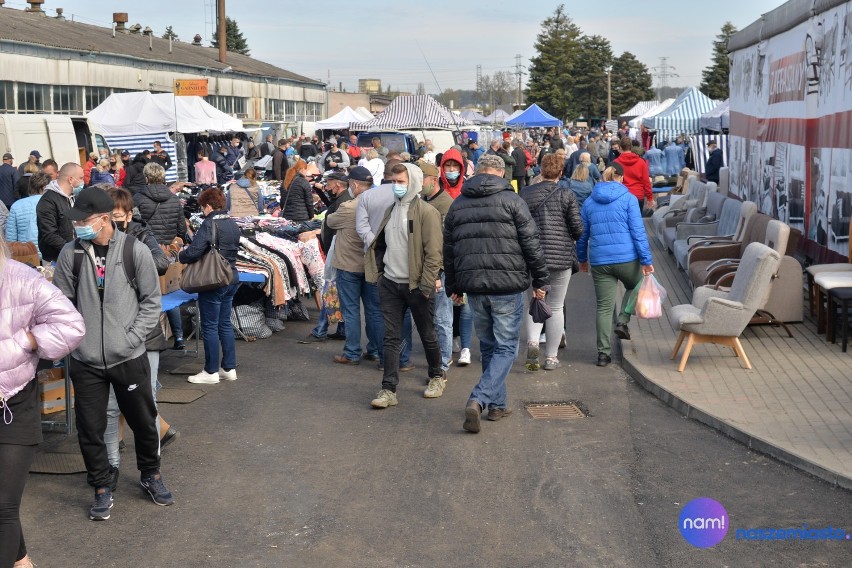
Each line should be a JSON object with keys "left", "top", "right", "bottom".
{"left": 53, "top": 186, "right": 174, "bottom": 521}
{"left": 366, "top": 163, "right": 445, "bottom": 408}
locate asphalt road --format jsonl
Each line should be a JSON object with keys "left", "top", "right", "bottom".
{"left": 21, "top": 274, "right": 852, "bottom": 567}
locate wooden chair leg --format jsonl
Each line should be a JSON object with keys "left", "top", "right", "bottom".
{"left": 818, "top": 286, "right": 826, "bottom": 334}
{"left": 807, "top": 273, "right": 815, "bottom": 316}
{"left": 671, "top": 330, "right": 686, "bottom": 359}
{"left": 677, "top": 333, "right": 695, "bottom": 372}
{"left": 732, "top": 337, "right": 752, "bottom": 369}
{"left": 842, "top": 300, "right": 849, "bottom": 353}
{"left": 828, "top": 293, "right": 836, "bottom": 344}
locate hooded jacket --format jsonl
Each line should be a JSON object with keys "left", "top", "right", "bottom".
{"left": 36, "top": 180, "right": 74, "bottom": 262}
{"left": 366, "top": 164, "right": 443, "bottom": 297}
{"left": 520, "top": 181, "right": 583, "bottom": 272}
{"left": 134, "top": 183, "right": 186, "bottom": 244}
{"left": 438, "top": 148, "right": 465, "bottom": 199}
{"left": 614, "top": 151, "right": 652, "bottom": 203}
{"left": 443, "top": 174, "right": 549, "bottom": 296}
{"left": 123, "top": 154, "right": 149, "bottom": 193}
{"left": 52, "top": 229, "right": 162, "bottom": 369}
{"left": 0, "top": 258, "right": 85, "bottom": 401}
{"left": 576, "top": 181, "right": 653, "bottom": 267}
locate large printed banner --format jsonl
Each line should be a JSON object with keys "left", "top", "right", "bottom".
{"left": 729, "top": 3, "right": 852, "bottom": 256}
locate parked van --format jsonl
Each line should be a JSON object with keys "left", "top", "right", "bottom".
{"left": 404, "top": 129, "right": 464, "bottom": 155}
{"left": 356, "top": 132, "right": 418, "bottom": 158}
{"left": 0, "top": 114, "right": 110, "bottom": 167}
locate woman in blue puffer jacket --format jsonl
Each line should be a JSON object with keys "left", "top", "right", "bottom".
{"left": 576, "top": 162, "right": 654, "bottom": 367}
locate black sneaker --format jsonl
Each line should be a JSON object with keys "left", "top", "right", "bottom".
{"left": 108, "top": 466, "right": 119, "bottom": 492}
{"left": 614, "top": 323, "right": 631, "bottom": 340}
{"left": 118, "top": 439, "right": 126, "bottom": 452}
{"left": 160, "top": 427, "right": 180, "bottom": 449}
{"left": 172, "top": 338, "right": 185, "bottom": 350}
{"left": 596, "top": 352, "right": 612, "bottom": 367}
{"left": 89, "top": 487, "right": 114, "bottom": 521}
{"left": 297, "top": 334, "right": 327, "bottom": 344}
{"left": 328, "top": 332, "right": 346, "bottom": 340}
{"left": 140, "top": 473, "right": 175, "bottom": 506}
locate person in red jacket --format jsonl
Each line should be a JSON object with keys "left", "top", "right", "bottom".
{"left": 82, "top": 152, "right": 98, "bottom": 186}
{"left": 438, "top": 147, "right": 465, "bottom": 199}
{"left": 614, "top": 137, "right": 653, "bottom": 211}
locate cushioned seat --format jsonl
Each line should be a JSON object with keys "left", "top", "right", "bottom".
{"left": 687, "top": 213, "right": 773, "bottom": 288}
{"left": 828, "top": 287, "right": 852, "bottom": 351}
{"left": 805, "top": 263, "right": 852, "bottom": 316}
{"left": 652, "top": 177, "right": 716, "bottom": 247}
{"left": 673, "top": 199, "right": 756, "bottom": 270}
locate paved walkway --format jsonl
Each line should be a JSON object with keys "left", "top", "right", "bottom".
{"left": 620, "top": 221, "right": 852, "bottom": 489}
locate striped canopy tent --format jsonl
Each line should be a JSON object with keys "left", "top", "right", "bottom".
{"left": 459, "top": 109, "right": 489, "bottom": 124}
{"left": 628, "top": 99, "right": 674, "bottom": 128}
{"left": 619, "top": 100, "right": 659, "bottom": 121}
{"left": 642, "top": 87, "right": 717, "bottom": 141}
{"left": 350, "top": 95, "right": 470, "bottom": 131}
{"left": 699, "top": 99, "right": 730, "bottom": 132}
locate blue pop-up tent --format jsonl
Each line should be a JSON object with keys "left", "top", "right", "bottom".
{"left": 506, "top": 103, "right": 562, "bottom": 128}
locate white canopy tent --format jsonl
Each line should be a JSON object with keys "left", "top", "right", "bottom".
{"left": 87, "top": 91, "right": 244, "bottom": 136}
{"left": 354, "top": 107, "right": 374, "bottom": 121}
{"left": 628, "top": 98, "right": 675, "bottom": 129}
{"left": 485, "top": 109, "right": 511, "bottom": 124}
{"left": 316, "top": 106, "right": 371, "bottom": 130}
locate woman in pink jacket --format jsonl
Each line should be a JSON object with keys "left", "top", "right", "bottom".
{"left": 0, "top": 234, "right": 85, "bottom": 568}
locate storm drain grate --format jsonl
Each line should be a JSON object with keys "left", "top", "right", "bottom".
{"left": 525, "top": 401, "right": 588, "bottom": 420}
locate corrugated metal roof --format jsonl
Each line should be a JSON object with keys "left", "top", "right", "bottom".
{"left": 0, "top": 7, "right": 324, "bottom": 86}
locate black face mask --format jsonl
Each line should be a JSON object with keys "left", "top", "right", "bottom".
{"left": 116, "top": 220, "right": 128, "bottom": 232}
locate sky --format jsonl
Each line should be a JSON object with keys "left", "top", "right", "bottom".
{"left": 5, "top": 0, "right": 783, "bottom": 94}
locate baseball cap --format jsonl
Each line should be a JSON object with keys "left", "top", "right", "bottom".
{"left": 30, "top": 150, "right": 42, "bottom": 159}
{"left": 2, "top": 152, "right": 12, "bottom": 160}
{"left": 326, "top": 171, "right": 348, "bottom": 183}
{"left": 416, "top": 160, "right": 439, "bottom": 178}
{"left": 121, "top": 150, "right": 131, "bottom": 156}
{"left": 348, "top": 166, "right": 373, "bottom": 183}
{"left": 67, "top": 187, "right": 115, "bottom": 221}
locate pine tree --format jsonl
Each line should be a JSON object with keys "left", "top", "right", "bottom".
{"left": 700, "top": 22, "right": 737, "bottom": 100}
{"left": 572, "top": 35, "right": 613, "bottom": 120}
{"left": 162, "top": 26, "right": 179, "bottom": 41}
{"left": 610, "top": 52, "right": 655, "bottom": 116}
{"left": 525, "top": 4, "right": 582, "bottom": 121}
{"left": 211, "top": 17, "right": 250, "bottom": 56}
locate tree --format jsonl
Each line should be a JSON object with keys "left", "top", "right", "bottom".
{"left": 211, "top": 17, "right": 250, "bottom": 56}
{"left": 480, "top": 71, "right": 515, "bottom": 111}
{"left": 162, "top": 25, "right": 179, "bottom": 41}
{"left": 610, "top": 51, "right": 655, "bottom": 116}
{"left": 526, "top": 4, "right": 583, "bottom": 120}
{"left": 700, "top": 22, "right": 737, "bottom": 100}
{"left": 572, "top": 35, "right": 613, "bottom": 120}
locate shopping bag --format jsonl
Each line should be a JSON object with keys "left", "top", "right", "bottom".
{"left": 322, "top": 280, "right": 343, "bottom": 324}
{"left": 528, "top": 297, "right": 552, "bottom": 323}
{"left": 635, "top": 274, "right": 667, "bottom": 319}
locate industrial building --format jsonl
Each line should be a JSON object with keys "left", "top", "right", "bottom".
{"left": 0, "top": 1, "right": 327, "bottom": 127}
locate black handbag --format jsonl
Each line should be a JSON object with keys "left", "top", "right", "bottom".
{"left": 180, "top": 218, "right": 233, "bottom": 293}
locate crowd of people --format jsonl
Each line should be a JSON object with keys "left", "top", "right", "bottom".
{"left": 0, "top": 122, "right": 666, "bottom": 568}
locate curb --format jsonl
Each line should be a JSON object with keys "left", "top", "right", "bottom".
{"left": 620, "top": 351, "right": 852, "bottom": 492}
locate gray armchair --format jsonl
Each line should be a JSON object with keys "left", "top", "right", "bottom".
{"left": 668, "top": 242, "right": 782, "bottom": 372}
{"left": 672, "top": 199, "right": 757, "bottom": 270}
{"left": 652, "top": 176, "right": 715, "bottom": 246}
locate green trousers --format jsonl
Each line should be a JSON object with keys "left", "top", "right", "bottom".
{"left": 591, "top": 260, "right": 644, "bottom": 356}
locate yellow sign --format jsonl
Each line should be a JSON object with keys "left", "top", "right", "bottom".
{"left": 173, "top": 79, "right": 209, "bottom": 97}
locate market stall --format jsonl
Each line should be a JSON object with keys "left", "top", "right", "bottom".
{"left": 699, "top": 99, "right": 730, "bottom": 133}
{"left": 641, "top": 87, "right": 717, "bottom": 143}
{"left": 350, "top": 95, "right": 471, "bottom": 131}
{"left": 505, "top": 103, "right": 563, "bottom": 128}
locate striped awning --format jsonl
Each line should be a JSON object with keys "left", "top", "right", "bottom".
{"left": 642, "top": 87, "right": 717, "bottom": 141}
{"left": 350, "top": 95, "right": 471, "bottom": 131}
{"left": 699, "top": 99, "right": 730, "bottom": 132}
{"left": 104, "top": 133, "right": 178, "bottom": 183}
{"left": 619, "top": 100, "right": 659, "bottom": 120}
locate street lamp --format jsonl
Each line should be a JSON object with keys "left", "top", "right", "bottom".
{"left": 605, "top": 66, "right": 613, "bottom": 121}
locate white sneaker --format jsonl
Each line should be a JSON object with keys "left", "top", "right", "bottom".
{"left": 452, "top": 337, "right": 461, "bottom": 353}
{"left": 423, "top": 376, "right": 447, "bottom": 398}
{"left": 219, "top": 368, "right": 238, "bottom": 381}
{"left": 458, "top": 348, "right": 471, "bottom": 366}
{"left": 188, "top": 370, "right": 219, "bottom": 384}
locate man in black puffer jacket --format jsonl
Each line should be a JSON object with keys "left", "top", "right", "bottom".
{"left": 133, "top": 162, "right": 186, "bottom": 245}
{"left": 443, "top": 153, "right": 549, "bottom": 434}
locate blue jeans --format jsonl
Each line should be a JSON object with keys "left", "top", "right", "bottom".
{"left": 310, "top": 305, "right": 345, "bottom": 338}
{"left": 468, "top": 292, "right": 524, "bottom": 410}
{"left": 459, "top": 302, "right": 473, "bottom": 349}
{"left": 434, "top": 275, "right": 454, "bottom": 370}
{"left": 336, "top": 270, "right": 383, "bottom": 361}
{"left": 166, "top": 307, "right": 183, "bottom": 341}
{"left": 198, "top": 282, "right": 239, "bottom": 374}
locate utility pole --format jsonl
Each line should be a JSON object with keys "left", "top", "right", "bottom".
{"left": 607, "top": 68, "right": 612, "bottom": 120}
{"left": 476, "top": 64, "right": 482, "bottom": 108}
{"left": 217, "top": 0, "right": 226, "bottom": 64}
{"left": 515, "top": 54, "right": 524, "bottom": 109}
{"left": 652, "top": 57, "right": 679, "bottom": 99}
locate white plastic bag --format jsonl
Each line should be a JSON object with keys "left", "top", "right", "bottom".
{"left": 635, "top": 274, "right": 667, "bottom": 319}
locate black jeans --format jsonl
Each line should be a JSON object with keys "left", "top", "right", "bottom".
{"left": 379, "top": 276, "right": 443, "bottom": 392}
{"left": 70, "top": 354, "right": 160, "bottom": 488}
{"left": 0, "top": 443, "right": 36, "bottom": 566}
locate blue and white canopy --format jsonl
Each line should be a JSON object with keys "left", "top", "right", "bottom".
{"left": 350, "top": 95, "right": 470, "bottom": 131}
{"left": 619, "top": 100, "right": 659, "bottom": 120}
{"left": 642, "top": 87, "right": 716, "bottom": 141}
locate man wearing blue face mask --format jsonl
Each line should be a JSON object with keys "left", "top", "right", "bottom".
{"left": 53, "top": 186, "right": 173, "bottom": 520}
{"left": 366, "top": 163, "right": 445, "bottom": 408}
{"left": 37, "top": 162, "right": 82, "bottom": 262}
